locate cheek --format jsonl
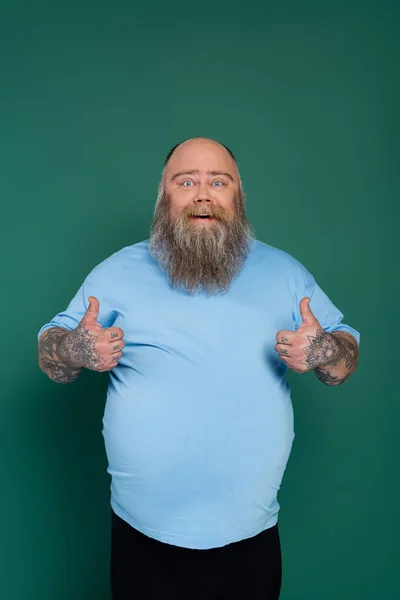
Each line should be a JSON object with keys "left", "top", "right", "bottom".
{"left": 223, "top": 198, "right": 238, "bottom": 220}
{"left": 170, "top": 201, "right": 189, "bottom": 219}
{"left": 167, "top": 191, "right": 192, "bottom": 212}
{"left": 221, "top": 190, "right": 237, "bottom": 210}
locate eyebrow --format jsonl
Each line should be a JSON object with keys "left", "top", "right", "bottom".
{"left": 170, "top": 169, "right": 234, "bottom": 182}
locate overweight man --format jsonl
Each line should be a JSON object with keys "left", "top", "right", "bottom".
{"left": 38, "top": 137, "right": 360, "bottom": 600}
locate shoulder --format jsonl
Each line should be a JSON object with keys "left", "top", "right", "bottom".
{"left": 250, "top": 239, "right": 307, "bottom": 275}
{"left": 84, "top": 239, "right": 151, "bottom": 282}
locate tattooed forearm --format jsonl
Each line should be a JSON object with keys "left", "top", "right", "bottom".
{"left": 303, "top": 330, "right": 358, "bottom": 386}
{"left": 38, "top": 327, "right": 83, "bottom": 384}
{"left": 314, "top": 368, "right": 351, "bottom": 386}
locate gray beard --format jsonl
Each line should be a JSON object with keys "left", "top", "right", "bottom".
{"left": 149, "top": 193, "right": 253, "bottom": 295}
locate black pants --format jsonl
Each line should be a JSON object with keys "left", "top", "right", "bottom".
{"left": 111, "top": 510, "right": 282, "bottom": 599}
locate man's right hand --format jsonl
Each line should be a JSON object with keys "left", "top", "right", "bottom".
{"left": 57, "top": 296, "right": 125, "bottom": 372}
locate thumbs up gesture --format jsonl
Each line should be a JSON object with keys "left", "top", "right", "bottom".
{"left": 275, "top": 297, "right": 325, "bottom": 373}
{"left": 57, "top": 296, "right": 125, "bottom": 372}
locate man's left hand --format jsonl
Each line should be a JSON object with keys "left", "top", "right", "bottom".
{"left": 275, "top": 297, "right": 328, "bottom": 373}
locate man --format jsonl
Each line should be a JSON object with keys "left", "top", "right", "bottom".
{"left": 38, "top": 137, "right": 360, "bottom": 599}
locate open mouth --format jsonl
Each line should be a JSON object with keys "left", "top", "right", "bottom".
{"left": 192, "top": 214, "right": 213, "bottom": 220}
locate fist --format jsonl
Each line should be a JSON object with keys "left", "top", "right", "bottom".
{"left": 275, "top": 297, "right": 323, "bottom": 373}
{"left": 58, "top": 296, "right": 125, "bottom": 372}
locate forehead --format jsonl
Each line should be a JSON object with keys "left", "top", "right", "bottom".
{"left": 165, "top": 140, "right": 237, "bottom": 177}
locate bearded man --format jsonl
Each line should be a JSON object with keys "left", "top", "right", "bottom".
{"left": 38, "top": 137, "right": 360, "bottom": 600}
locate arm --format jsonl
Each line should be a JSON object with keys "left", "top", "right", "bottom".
{"left": 313, "top": 330, "right": 359, "bottom": 386}
{"left": 276, "top": 298, "right": 359, "bottom": 387}
{"left": 38, "top": 296, "right": 125, "bottom": 384}
{"left": 38, "top": 327, "right": 83, "bottom": 384}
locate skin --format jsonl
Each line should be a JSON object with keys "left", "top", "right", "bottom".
{"left": 38, "top": 296, "right": 125, "bottom": 383}
{"left": 275, "top": 297, "right": 359, "bottom": 385}
{"left": 163, "top": 138, "right": 239, "bottom": 223}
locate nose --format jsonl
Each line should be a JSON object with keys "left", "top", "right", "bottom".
{"left": 193, "top": 182, "right": 212, "bottom": 203}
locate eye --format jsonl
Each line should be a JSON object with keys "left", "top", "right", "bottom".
{"left": 212, "top": 180, "right": 225, "bottom": 187}
{"left": 182, "top": 180, "right": 193, "bottom": 187}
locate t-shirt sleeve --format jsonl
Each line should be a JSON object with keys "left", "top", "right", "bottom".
{"left": 37, "top": 281, "right": 89, "bottom": 340}
{"left": 37, "top": 266, "right": 119, "bottom": 340}
{"left": 292, "top": 263, "right": 360, "bottom": 345}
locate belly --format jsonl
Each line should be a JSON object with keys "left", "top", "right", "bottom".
{"left": 102, "top": 368, "right": 294, "bottom": 537}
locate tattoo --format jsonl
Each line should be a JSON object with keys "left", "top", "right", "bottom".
{"left": 281, "top": 337, "right": 288, "bottom": 343}
{"left": 57, "top": 324, "right": 103, "bottom": 371}
{"left": 38, "top": 327, "right": 83, "bottom": 384}
{"left": 39, "top": 318, "right": 111, "bottom": 382}
{"left": 280, "top": 348, "right": 289, "bottom": 356}
{"left": 335, "top": 336, "right": 358, "bottom": 369}
{"left": 304, "top": 330, "right": 358, "bottom": 386}
{"left": 303, "top": 329, "right": 355, "bottom": 370}
{"left": 314, "top": 368, "right": 351, "bottom": 386}
{"left": 112, "top": 344, "right": 120, "bottom": 352}
{"left": 111, "top": 332, "right": 119, "bottom": 339}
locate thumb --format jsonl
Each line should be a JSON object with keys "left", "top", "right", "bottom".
{"left": 82, "top": 296, "right": 100, "bottom": 325}
{"left": 299, "top": 297, "right": 317, "bottom": 327}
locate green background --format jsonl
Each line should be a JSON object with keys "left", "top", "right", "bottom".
{"left": 1, "top": 1, "right": 398, "bottom": 598}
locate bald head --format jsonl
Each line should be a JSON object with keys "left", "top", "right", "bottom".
{"left": 164, "top": 137, "right": 238, "bottom": 181}
{"left": 164, "top": 137, "right": 237, "bottom": 166}
{"left": 162, "top": 138, "right": 240, "bottom": 222}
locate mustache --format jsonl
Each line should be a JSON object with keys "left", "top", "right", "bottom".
{"left": 181, "top": 204, "right": 228, "bottom": 220}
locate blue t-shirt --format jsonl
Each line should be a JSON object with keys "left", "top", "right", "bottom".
{"left": 38, "top": 239, "right": 360, "bottom": 549}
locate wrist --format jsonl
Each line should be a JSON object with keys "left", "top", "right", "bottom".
{"left": 313, "top": 332, "right": 342, "bottom": 370}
